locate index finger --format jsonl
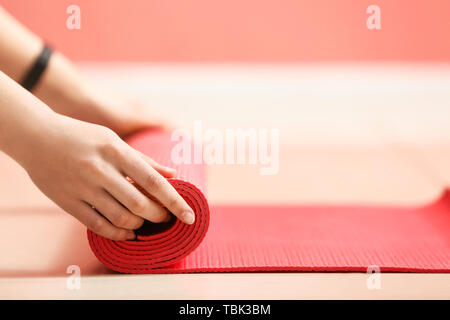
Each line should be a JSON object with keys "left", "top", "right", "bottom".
{"left": 121, "top": 149, "right": 195, "bottom": 225}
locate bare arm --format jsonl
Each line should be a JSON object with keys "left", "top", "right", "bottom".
{"left": 0, "top": 6, "right": 169, "bottom": 137}
{"left": 0, "top": 71, "right": 195, "bottom": 240}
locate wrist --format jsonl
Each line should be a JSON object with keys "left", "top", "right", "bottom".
{"left": 0, "top": 71, "right": 58, "bottom": 166}
{"left": 8, "top": 109, "right": 61, "bottom": 169}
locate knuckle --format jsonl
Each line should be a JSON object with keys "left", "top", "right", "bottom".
{"left": 111, "top": 212, "right": 131, "bottom": 228}
{"left": 166, "top": 197, "right": 184, "bottom": 212}
{"left": 129, "top": 197, "right": 147, "bottom": 215}
{"left": 143, "top": 173, "right": 161, "bottom": 190}
{"left": 88, "top": 217, "right": 105, "bottom": 234}
{"left": 80, "top": 158, "right": 102, "bottom": 175}
{"left": 100, "top": 140, "right": 124, "bottom": 160}
{"left": 111, "top": 230, "right": 128, "bottom": 241}
{"left": 152, "top": 213, "right": 168, "bottom": 223}
{"left": 134, "top": 217, "right": 145, "bottom": 229}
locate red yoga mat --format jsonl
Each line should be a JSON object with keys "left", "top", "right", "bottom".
{"left": 88, "top": 130, "right": 450, "bottom": 273}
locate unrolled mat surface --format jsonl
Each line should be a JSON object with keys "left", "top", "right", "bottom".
{"left": 88, "top": 130, "right": 450, "bottom": 273}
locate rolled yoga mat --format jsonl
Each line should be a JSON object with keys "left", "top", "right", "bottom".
{"left": 88, "top": 130, "right": 450, "bottom": 273}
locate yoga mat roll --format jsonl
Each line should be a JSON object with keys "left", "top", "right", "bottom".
{"left": 88, "top": 130, "right": 210, "bottom": 273}
{"left": 88, "top": 130, "right": 450, "bottom": 274}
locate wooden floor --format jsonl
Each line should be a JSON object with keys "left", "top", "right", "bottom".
{"left": 0, "top": 64, "right": 449, "bottom": 299}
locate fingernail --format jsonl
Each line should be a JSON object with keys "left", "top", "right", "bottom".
{"left": 181, "top": 211, "right": 195, "bottom": 225}
{"left": 126, "top": 231, "right": 136, "bottom": 240}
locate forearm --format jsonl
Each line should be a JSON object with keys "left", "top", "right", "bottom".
{"left": 0, "top": 7, "right": 94, "bottom": 121}
{"left": 0, "top": 7, "right": 43, "bottom": 82}
{"left": 0, "top": 6, "right": 165, "bottom": 138}
{"left": 0, "top": 70, "right": 56, "bottom": 165}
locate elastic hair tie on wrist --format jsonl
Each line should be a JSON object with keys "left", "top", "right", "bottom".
{"left": 20, "top": 44, "right": 53, "bottom": 92}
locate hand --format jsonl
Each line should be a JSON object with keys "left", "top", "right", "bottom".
{"left": 32, "top": 53, "right": 174, "bottom": 138}
{"left": 20, "top": 113, "right": 195, "bottom": 241}
{"left": 81, "top": 87, "right": 173, "bottom": 138}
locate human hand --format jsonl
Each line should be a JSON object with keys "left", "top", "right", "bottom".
{"left": 19, "top": 113, "right": 195, "bottom": 241}
{"left": 81, "top": 87, "right": 173, "bottom": 138}
{"left": 32, "top": 53, "right": 173, "bottom": 138}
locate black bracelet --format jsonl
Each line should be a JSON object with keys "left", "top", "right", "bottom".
{"left": 20, "top": 45, "right": 53, "bottom": 92}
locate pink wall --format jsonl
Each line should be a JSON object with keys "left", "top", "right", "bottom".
{"left": 2, "top": 0, "right": 449, "bottom": 62}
